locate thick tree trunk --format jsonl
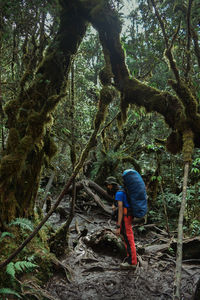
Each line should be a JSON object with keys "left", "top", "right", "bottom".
{"left": 79, "top": 1, "right": 200, "bottom": 149}
{"left": 173, "top": 130, "right": 194, "bottom": 300}
{"left": 0, "top": 2, "right": 88, "bottom": 227}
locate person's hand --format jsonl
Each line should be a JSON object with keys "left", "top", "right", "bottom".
{"left": 115, "top": 228, "right": 121, "bottom": 236}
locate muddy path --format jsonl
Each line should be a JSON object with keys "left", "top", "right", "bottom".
{"left": 45, "top": 198, "right": 199, "bottom": 300}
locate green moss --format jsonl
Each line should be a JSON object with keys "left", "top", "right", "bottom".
{"left": 18, "top": 135, "right": 33, "bottom": 156}
{"left": 0, "top": 154, "right": 22, "bottom": 180}
{"left": 4, "top": 100, "right": 19, "bottom": 116}
{"left": 27, "top": 111, "right": 45, "bottom": 139}
{"left": 100, "top": 86, "right": 115, "bottom": 105}
{"left": 7, "top": 128, "right": 20, "bottom": 153}
{"left": 168, "top": 79, "right": 198, "bottom": 118}
{"left": 182, "top": 130, "right": 194, "bottom": 162}
{"left": 4, "top": 100, "right": 19, "bottom": 127}
{"left": 42, "top": 95, "right": 61, "bottom": 114}
{"left": 0, "top": 219, "right": 56, "bottom": 286}
{"left": 120, "top": 93, "right": 129, "bottom": 124}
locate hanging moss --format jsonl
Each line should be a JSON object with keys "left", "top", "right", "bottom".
{"left": 42, "top": 95, "right": 63, "bottom": 115}
{"left": 182, "top": 130, "right": 194, "bottom": 162}
{"left": 4, "top": 100, "right": 20, "bottom": 127}
{"left": 94, "top": 86, "right": 115, "bottom": 130}
{"left": 166, "top": 131, "right": 183, "bottom": 154}
{"left": 100, "top": 85, "right": 115, "bottom": 104}
{"left": 27, "top": 111, "right": 46, "bottom": 139}
{"left": 168, "top": 79, "right": 198, "bottom": 118}
{"left": 18, "top": 135, "right": 33, "bottom": 156}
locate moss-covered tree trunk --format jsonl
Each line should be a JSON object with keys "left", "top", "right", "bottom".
{"left": 78, "top": 0, "right": 200, "bottom": 146}
{"left": 0, "top": 1, "right": 88, "bottom": 228}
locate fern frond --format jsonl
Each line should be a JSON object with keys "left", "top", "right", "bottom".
{"left": 0, "top": 231, "right": 14, "bottom": 242}
{"left": 6, "top": 262, "right": 16, "bottom": 279}
{"left": 0, "top": 288, "right": 22, "bottom": 298}
{"left": 8, "top": 218, "right": 34, "bottom": 231}
{"left": 15, "top": 261, "right": 37, "bottom": 273}
{"left": 26, "top": 254, "right": 36, "bottom": 262}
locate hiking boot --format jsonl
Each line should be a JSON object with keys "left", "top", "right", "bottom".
{"left": 120, "top": 262, "right": 137, "bottom": 269}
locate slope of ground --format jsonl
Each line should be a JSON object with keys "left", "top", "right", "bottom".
{"left": 45, "top": 201, "right": 199, "bottom": 300}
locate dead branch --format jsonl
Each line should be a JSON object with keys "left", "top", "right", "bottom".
{"left": 82, "top": 180, "right": 111, "bottom": 214}
{"left": 185, "top": 0, "right": 194, "bottom": 78}
{"left": 85, "top": 179, "right": 114, "bottom": 203}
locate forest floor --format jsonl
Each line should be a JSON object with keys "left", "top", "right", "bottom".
{"left": 45, "top": 197, "right": 199, "bottom": 300}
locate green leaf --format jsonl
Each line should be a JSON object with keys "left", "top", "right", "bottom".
{"left": 0, "top": 288, "right": 22, "bottom": 298}
{"left": 6, "top": 262, "right": 16, "bottom": 279}
{"left": 15, "top": 261, "right": 37, "bottom": 273}
{"left": 191, "top": 167, "right": 199, "bottom": 174}
{"left": 8, "top": 218, "right": 34, "bottom": 231}
{"left": 0, "top": 231, "right": 14, "bottom": 242}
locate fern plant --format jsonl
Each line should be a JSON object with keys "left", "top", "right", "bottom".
{"left": 8, "top": 218, "right": 34, "bottom": 232}
{"left": 0, "top": 287, "right": 22, "bottom": 299}
{"left": 0, "top": 260, "right": 38, "bottom": 299}
{"left": 0, "top": 231, "right": 14, "bottom": 242}
{"left": 6, "top": 261, "right": 37, "bottom": 279}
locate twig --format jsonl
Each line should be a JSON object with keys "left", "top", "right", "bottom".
{"left": 75, "top": 219, "right": 80, "bottom": 234}
{"left": 76, "top": 213, "right": 93, "bottom": 224}
{"left": 150, "top": 0, "right": 180, "bottom": 82}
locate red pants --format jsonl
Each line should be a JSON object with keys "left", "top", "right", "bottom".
{"left": 121, "top": 215, "right": 137, "bottom": 265}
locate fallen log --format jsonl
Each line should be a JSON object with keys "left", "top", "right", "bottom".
{"left": 171, "top": 236, "right": 200, "bottom": 260}
{"left": 82, "top": 180, "right": 112, "bottom": 215}
{"left": 65, "top": 179, "right": 114, "bottom": 203}
{"left": 145, "top": 243, "right": 170, "bottom": 254}
{"left": 144, "top": 236, "right": 200, "bottom": 260}
{"left": 85, "top": 180, "right": 114, "bottom": 203}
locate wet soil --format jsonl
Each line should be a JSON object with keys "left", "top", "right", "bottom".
{"left": 45, "top": 200, "right": 200, "bottom": 300}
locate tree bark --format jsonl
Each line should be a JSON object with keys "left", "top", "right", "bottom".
{"left": 173, "top": 162, "right": 190, "bottom": 300}
{"left": 82, "top": 180, "right": 111, "bottom": 214}
{"left": 80, "top": 0, "right": 200, "bottom": 148}
{"left": 0, "top": 1, "right": 88, "bottom": 227}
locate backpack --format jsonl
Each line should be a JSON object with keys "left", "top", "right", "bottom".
{"left": 122, "top": 169, "right": 147, "bottom": 218}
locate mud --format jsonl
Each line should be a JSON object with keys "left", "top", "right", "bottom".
{"left": 45, "top": 201, "right": 200, "bottom": 300}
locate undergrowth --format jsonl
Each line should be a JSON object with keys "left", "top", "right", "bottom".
{"left": 0, "top": 217, "right": 56, "bottom": 300}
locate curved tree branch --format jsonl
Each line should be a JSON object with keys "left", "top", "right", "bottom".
{"left": 79, "top": 0, "right": 200, "bottom": 150}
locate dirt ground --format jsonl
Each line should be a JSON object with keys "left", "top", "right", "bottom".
{"left": 45, "top": 200, "right": 200, "bottom": 300}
